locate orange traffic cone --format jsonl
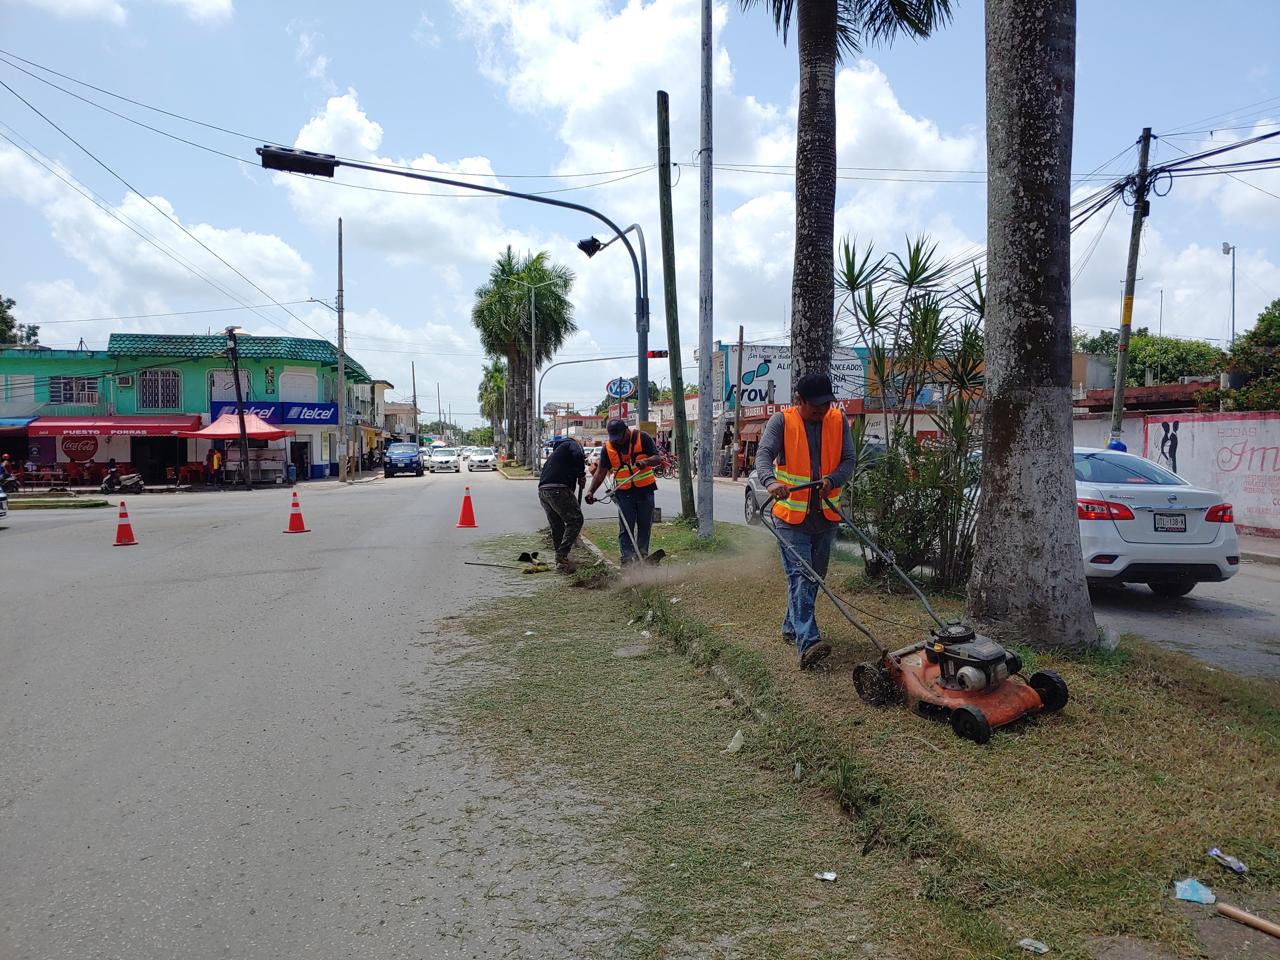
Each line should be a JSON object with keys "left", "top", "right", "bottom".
{"left": 456, "top": 485, "right": 478, "bottom": 528}
{"left": 113, "top": 500, "right": 138, "bottom": 546}
{"left": 283, "top": 490, "right": 311, "bottom": 534}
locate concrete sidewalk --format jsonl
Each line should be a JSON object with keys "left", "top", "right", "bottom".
{"left": 1239, "top": 533, "right": 1280, "bottom": 566}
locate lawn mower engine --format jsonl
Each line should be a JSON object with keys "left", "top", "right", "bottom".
{"left": 927, "top": 624, "right": 1020, "bottom": 693}
{"left": 855, "top": 621, "right": 1068, "bottom": 745}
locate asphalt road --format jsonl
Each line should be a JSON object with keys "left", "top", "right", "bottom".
{"left": 0, "top": 472, "right": 632, "bottom": 959}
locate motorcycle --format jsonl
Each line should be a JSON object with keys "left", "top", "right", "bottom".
{"left": 102, "top": 469, "right": 144, "bottom": 494}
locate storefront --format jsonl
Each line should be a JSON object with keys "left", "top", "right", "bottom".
{"left": 27, "top": 415, "right": 202, "bottom": 485}
{"left": 209, "top": 400, "right": 338, "bottom": 479}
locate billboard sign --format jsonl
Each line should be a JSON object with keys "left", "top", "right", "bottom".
{"left": 210, "top": 401, "right": 339, "bottom": 425}
{"left": 720, "top": 344, "right": 866, "bottom": 409}
{"left": 606, "top": 377, "right": 636, "bottom": 400}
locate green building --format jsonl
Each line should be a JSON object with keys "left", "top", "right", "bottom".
{"left": 0, "top": 334, "right": 380, "bottom": 483}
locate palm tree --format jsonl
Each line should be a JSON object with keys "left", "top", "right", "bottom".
{"left": 476, "top": 358, "right": 507, "bottom": 454}
{"left": 740, "top": 0, "right": 953, "bottom": 382}
{"left": 966, "top": 0, "right": 1097, "bottom": 649}
{"left": 471, "top": 247, "right": 576, "bottom": 465}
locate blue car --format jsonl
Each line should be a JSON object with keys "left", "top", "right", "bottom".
{"left": 384, "top": 442, "right": 424, "bottom": 478}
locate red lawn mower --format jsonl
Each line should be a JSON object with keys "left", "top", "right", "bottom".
{"left": 763, "top": 481, "right": 1068, "bottom": 744}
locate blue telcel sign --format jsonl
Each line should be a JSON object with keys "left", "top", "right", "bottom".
{"left": 209, "top": 401, "right": 339, "bottom": 425}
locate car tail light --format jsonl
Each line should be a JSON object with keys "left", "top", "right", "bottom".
{"left": 1077, "top": 498, "right": 1135, "bottom": 521}
{"left": 1090, "top": 554, "right": 1118, "bottom": 565}
{"left": 1206, "top": 503, "right": 1234, "bottom": 523}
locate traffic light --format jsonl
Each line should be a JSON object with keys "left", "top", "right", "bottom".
{"left": 646, "top": 350, "right": 669, "bottom": 358}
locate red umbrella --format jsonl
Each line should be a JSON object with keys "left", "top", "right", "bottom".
{"left": 178, "top": 411, "right": 295, "bottom": 440}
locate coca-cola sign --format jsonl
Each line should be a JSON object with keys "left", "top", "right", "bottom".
{"left": 61, "top": 436, "right": 99, "bottom": 461}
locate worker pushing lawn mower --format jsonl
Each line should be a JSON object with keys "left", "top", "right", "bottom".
{"left": 758, "top": 373, "right": 1068, "bottom": 743}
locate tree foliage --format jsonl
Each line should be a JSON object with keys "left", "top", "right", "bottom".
{"left": 1072, "top": 326, "right": 1225, "bottom": 385}
{"left": 1197, "top": 297, "right": 1280, "bottom": 411}
{"left": 0, "top": 294, "right": 39, "bottom": 347}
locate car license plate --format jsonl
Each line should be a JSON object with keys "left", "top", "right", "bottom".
{"left": 1154, "top": 513, "right": 1186, "bottom": 533}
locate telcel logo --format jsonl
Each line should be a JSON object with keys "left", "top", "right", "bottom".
{"left": 287, "top": 406, "right": 328, "bottom": 420}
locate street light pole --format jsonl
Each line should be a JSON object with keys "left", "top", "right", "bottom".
{"left": 503, "top": 275, "right": 560, "bottom": 469}
{"left": 257, "top": 144, "right": 648, "bottom": 432}
{"left": 537, "top": 354, "right": 634, "bottom": 431}
{"left": 577, "top": 225, "right": 650, "bottom": 422}
{"left": 1223, "top": 241, "right": 1236, "bottom": 351}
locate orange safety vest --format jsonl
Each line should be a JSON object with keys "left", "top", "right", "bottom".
{"left": 772, "top": 406, "right": 843, "bottom": 524}
{"left": 604, "top": 430, "right": 656, "bottom": 490}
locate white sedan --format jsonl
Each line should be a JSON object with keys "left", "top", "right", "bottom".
{"left": 467, "top": 447, "right": 496, "bottom": 471}
{"left": 428, "top": 447, "right": 461, "bottom": 473}
{"left": 1075, "top": 447, "right": 1238, "bottom": 597}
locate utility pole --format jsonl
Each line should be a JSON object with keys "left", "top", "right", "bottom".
{"left": 732, "top": 325, "right": 744, "bottom": 480}
{"left": 411, "top": 361, "right": 418, "bottom": 445}
{"left": 656, "top": 90, "right": 695, "bottom": 520}
{"left": 336, "top": 217, "right": 350, "bottom": 483}
{"left": 530, "top": 286, "right": 537, "bottom": 470}
{"left": 1109, "top": 128, "right": 1153, "bottom": 442}
{"left": 437, "top": 382, "right": 443, "bottom": 436}
{"left": 225, "top": 326, "right": 251, "bottom": 490}
{"left": 695, "top": 0, "right": 714, "bottom": 539}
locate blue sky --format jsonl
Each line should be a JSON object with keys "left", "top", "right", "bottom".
{"left": 2, "top": 0, "right": 1279, "bottom": 423}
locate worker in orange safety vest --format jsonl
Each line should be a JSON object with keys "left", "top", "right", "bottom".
{"left": 585, "top": 418, "right": 661, "bottom": 565}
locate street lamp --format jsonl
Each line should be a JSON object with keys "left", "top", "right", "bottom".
{"left": 256, "top": 144, "right": 649, "bottom": 427}
{"left": 578, "top": 224, "right": 650, "bottom": 422}
{"left": 504, "top": 275, "right": 561, "bottom": 470}
{"left": 1222, "top": 242, "right": 1236, "bottom": 351}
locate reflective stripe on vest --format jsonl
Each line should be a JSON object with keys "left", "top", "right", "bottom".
{"left": 605, "top": 430, "right": 656, "bottom": 490}
{"left": 771, "top": 406, "right": 843, "bottom": 524}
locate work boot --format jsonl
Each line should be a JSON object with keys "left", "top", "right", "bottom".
{"left": 799, "top": 641, "right": 832, "bottom": 671}
{"left": 556, "top": 556, "right": 578, "bottom": 574}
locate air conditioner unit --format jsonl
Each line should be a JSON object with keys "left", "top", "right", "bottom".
{"left": 116, "top": 375, "right": 134, "bottom": 387}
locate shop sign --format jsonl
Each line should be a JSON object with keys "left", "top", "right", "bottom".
{"left": 210, "top": 401, "right": 339, "bottom": 425}
{"left": 61, "top": 436, "right": 99, "bottom": 461}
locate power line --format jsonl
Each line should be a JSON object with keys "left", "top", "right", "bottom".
{"left": 31, "top": 301, "right": 314, "bottom": 325}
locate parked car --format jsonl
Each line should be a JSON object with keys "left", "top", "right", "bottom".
{"left": 467, "top": 447, "right": 496, "bottom": 471}
{"left": 1074, "top": 447, "right": 1238, "bottom": 596}
{"left": 429, "top": 447, "right": 461, "bottom": 473}
{"left": 384, "top": 442, "right": 424, "bottom": 478}
{"left": 0, "top": 485, "right": 7, "bottom": 521}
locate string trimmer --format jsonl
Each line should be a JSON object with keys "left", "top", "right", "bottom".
{"left": 760, "top": 480, "right": 1068, "bottom": 744}
{"left": 595, "top": 481, "right": 665, "bottom": 566}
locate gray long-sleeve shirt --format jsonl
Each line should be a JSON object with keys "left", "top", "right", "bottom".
{"left": 755, "top": 410, "right": 856, "bottom": 531}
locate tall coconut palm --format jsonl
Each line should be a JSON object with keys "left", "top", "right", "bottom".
{"left": 967, "top": 0, "right": 1097, "bottom": 649}
{"left": 471, "top": 247, "right": 576, "bottom": 465}
{"left": 740, "top": 0, "right": 953, "bottom": 382}
{"left": 476, "top": 358, "right": 507, "bottom": 454}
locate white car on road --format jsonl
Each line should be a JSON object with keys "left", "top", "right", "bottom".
{"left": 467, "top": 447, "right": 496, "bottom": 471}
{"left": 428, "top": 447, "right": 461, "bottom": 473}
{"left": 1075, "top": 447, "right": 1239, "bottom": 596}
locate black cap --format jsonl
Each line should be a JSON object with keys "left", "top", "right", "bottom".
{"left": 795, "top": 372, "right": 835, "bottom": 405}
{"left": 606, "top": 418, "right": 628, "bottom": 440}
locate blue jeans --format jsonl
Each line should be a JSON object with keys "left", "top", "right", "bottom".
{"left": 775, "top": 522, "right": 837, "bottom": 655}
{"left": 615, "top": 486, "right": 655, "bottom": 564}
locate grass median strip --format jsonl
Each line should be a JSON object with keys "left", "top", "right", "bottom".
{"left": 459, "top": 530, "right": 1280, "bottom": 958}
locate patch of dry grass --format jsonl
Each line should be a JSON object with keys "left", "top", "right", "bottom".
{"left": 640, "top": 548, "right": 1280, "bottom": 958}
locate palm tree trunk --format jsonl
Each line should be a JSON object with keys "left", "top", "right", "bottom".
{"left": 968, "top": 0, "right": 1097, "bottom": 648}
{"left": 504, "top": 349, "right": 520, "bottom": 461}
{"left": 791, "top": 0, "right": 838, "bottom": 383}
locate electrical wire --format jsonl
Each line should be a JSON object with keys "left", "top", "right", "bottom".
{"left": 31, "top": 302, "right": 314, "bottom": 325}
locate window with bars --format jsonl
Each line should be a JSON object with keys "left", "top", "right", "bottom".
{"left": 138, "top": 369, "right": 181, "bottom": 409}
{"left": 48, "top": 376, "right": 100, "bottom": 404}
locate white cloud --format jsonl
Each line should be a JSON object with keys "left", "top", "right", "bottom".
{"left": 0, "top": 142, "right": 314, "bottom": 345}
{"left": 8, "top": 0, "right": 232, "bottom": 22}
{"left": 412, "top": 11, "right": 441, "bottom": 47}
{"left": 287, "top": 22, "right": 336, "bottom": 91}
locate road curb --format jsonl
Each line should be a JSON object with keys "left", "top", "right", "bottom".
{"left": 496, "top": 466, "right": 536, "bottom": 481}
{"left": 1241, "top": 550, "right": 1280, "bottom": 567}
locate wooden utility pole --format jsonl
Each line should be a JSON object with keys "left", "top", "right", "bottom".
{"left": 336, "top": 217, "right": 349, "bottom": 483}
{"left": 732, "top": 325, "right": 744, "bottom": 480}
{"left": 1108, "top": 128, "right": 1153, "bottom": 442}
{"left": 226, "top": 327, "right": 251, "bottom": 489}
{"left": 656, "top": 90, "right": 695, "bottom": 519}
{"left": 695, "top": 0, "right": 714, "bottom": 538}
{"left": 411, "top": 361, "right": 418, "bottom": 446}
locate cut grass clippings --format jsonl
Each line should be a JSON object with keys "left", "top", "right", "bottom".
{"left": 580, "top": 517, "right": 753, "bottom": 564}
{"left": 459, "top": 528, "right": 1280, "bottom": 959}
